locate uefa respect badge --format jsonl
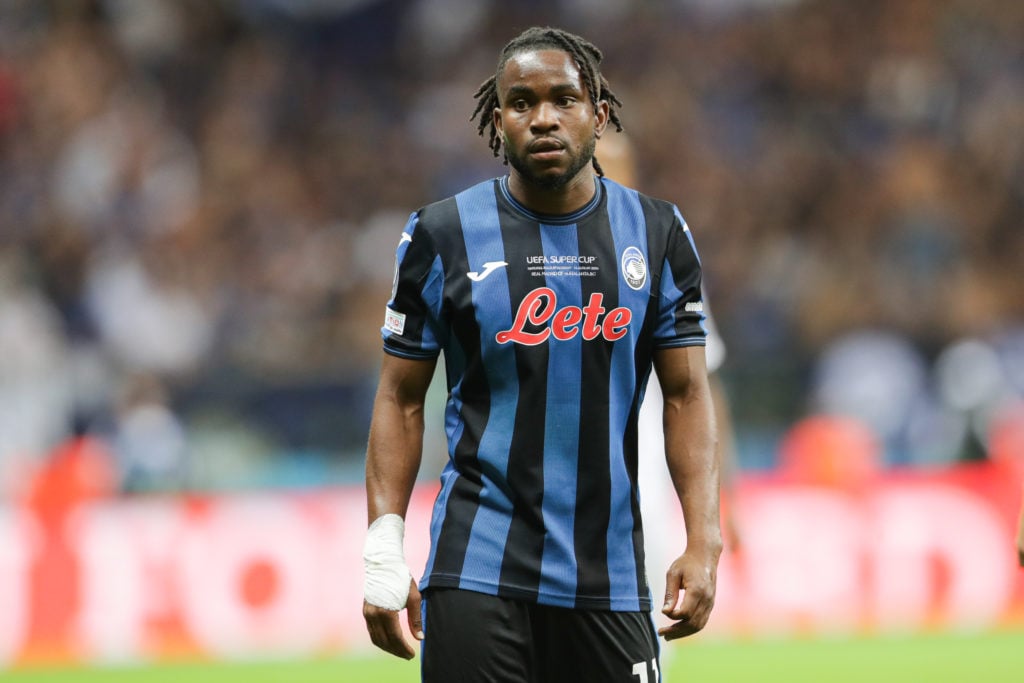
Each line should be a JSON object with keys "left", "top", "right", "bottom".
{"left": 384, "top": 307, "right": 406, "bottom": 335}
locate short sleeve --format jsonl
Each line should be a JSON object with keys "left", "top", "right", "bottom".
{"left": 381, "top": 212, "right": 445, "bottom": 359}
{"left": 652, "top": 211, "right": 706, "bottom": 349}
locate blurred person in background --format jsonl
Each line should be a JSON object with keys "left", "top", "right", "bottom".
{"left": 111, "top": 372, "right": 188, "bottom": 493}
{"left": 363, "top": 26, "right": 720, "bottom": 682}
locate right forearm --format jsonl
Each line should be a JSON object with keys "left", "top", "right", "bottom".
{"left": 362, "top": 368, "right": 429, "bottom": 659}
{"left": 366, "top": 393, "right": 425, "bottom": 522}
{"left": 364, "top": 351, "right": 438, "bottom": 525}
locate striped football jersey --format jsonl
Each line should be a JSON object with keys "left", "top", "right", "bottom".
{"left": 382, "top": 175, "right": 706, "bottom": 612}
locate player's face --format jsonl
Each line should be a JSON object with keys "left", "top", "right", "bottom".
{"left": 494, "top": 49, "right": 609, "bottom": 192}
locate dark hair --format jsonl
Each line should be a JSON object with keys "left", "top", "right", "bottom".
{"left": 470, "top": 26, "right": 623, "bottom": 176}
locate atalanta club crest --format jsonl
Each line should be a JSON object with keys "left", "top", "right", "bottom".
{"left": 621, "top": 246, "right": 647, "bottom": 290}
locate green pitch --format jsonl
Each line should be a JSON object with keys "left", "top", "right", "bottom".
{"left": 5, "top": 630, "right": 1022, "bottom": 682}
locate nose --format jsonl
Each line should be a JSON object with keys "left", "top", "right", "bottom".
{"left": 530, "top": 102, "right": 559, "bottom": 133}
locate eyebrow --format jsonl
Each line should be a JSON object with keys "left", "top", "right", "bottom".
{"left": 503, "top": 82, "right": 583, "bottom": 100}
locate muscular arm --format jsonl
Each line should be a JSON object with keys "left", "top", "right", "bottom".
{"left": 653, "top": 345, "right": 722, "bottom": 640}
{"left": 366, "top": 353, "right": 437, "bottom": 520}
{"left": 363, "top": 352, "right": 437, "bottom": 659}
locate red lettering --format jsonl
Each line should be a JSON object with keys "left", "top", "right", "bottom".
{"left": 604, "top": 307, "right": 630, "bottom": 341}
{"left": 551, "top": 306, "right": 583, "bottom": 341}
{"left": 496, "top": 288, "right": 555, "bottom": 345}
{"left": 496, "top": 288, "right": 633, "bottom": 345}
{"left": 581, "top": 293, "right": 606, "bottom": 341}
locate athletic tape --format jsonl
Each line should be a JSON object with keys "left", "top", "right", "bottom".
{"left": 363, "top": 513, "right": 412, "bottom": 611}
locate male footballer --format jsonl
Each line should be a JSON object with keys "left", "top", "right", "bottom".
{"left": 363, "top": 26, "right": 721, "bottom": 681}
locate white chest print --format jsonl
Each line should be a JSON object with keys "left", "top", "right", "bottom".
{"left": 467, "top": 261, "right": 509, "bottom": 282}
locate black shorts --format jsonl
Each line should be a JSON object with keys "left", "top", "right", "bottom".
{"left": 420, "top": 588, "right": 660, "bottom": 683}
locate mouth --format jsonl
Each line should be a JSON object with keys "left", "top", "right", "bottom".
{"left": 528, "top": 138, "right": 565, "bottom": 160}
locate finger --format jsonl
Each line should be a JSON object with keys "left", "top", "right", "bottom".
{"left": 669, "top": 591, "right": 714, "bottom": 632}
{"left": 662, "top": 571, "right": 681, "bottom": 614}
{"left": 657, "top": 595, "right": 713, "bottom": 640}
{"left": 657, "top": 620, "right": 702, "bottom": 641}
{"left": 407, "top": 580, "right": 425, "bottom": 641}
{"left": 662, "top": 583, "right": 692, "bottom": 620}
{"left": 365, "top": 612, "right": 401, "bottom": 658}
{"left": 379, "top": 618, "right": 416, "bottom": 660}
{"left": 665, "top": 585, "right": 692, "bottom": 617}
{"left": 661, "top": 589, "right": 680, "bottom": 615}
{"left": 364, "top": 602, "right": 416, "bottom": 659}
{"left": 663, "top": 577, "right": 714, "bottom": 619}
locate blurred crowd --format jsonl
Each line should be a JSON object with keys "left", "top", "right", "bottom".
{"left": 0, "top": 0, "right": 1021, "bottom": 496}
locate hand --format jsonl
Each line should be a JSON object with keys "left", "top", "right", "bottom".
{"left": 658, "top": 549, "right": 718, "bottom": 641}
{"left": 363, "top": 579, "right": 424, "bottom": 659}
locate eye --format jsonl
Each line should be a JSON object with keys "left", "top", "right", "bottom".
{"left": 512, "top": 99, "right": 530, "bottom": 112}
{"left": 557, "top": 96, "right": 578, "bottom": 107}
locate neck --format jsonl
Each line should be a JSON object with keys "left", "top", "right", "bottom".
{"left": 506, "top": 171, "right": 598, "bottom": 216}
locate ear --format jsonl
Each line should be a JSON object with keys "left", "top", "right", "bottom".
{"left": 493, "top": 106, "right": 504, "bottom": 139}
{"left": 594, "top": 100, "right": 610, "bottom": 139}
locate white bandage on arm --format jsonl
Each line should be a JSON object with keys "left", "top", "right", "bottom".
{"left": 363, "top": 513, "right": 413, "bottom": 611}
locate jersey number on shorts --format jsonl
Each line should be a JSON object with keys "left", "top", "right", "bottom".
{"left": 632, "top": 658, "right": 660, "bottom": 683}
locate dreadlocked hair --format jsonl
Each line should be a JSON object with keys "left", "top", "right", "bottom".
{"left": 470, "top": 26, "right": 624, "bottom": 177}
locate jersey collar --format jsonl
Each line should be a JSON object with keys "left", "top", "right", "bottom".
{"left": 498, "top": 175, "right": 604, "bottom": 225}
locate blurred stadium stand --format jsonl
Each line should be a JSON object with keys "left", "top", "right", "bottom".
{"left": 0, "top": 0, "right": 1022, "bottom": 496}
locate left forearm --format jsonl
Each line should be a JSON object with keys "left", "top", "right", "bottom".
{"left": 657, "top": 348, "right": 722, "bottom": 556}
{"left": 664, "top": 390, "right": 721, "bottom": 553}
{"left": 653, "top": 345, "right": 722, "bottom": 638}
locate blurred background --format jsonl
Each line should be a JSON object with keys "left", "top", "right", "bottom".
{"left": 0, "top": 0, "right": 1022, "bottom": 676}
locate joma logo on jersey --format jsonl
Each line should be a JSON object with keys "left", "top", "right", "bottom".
{"left": 496, "top": 287, "right": 631, "bottom": 345}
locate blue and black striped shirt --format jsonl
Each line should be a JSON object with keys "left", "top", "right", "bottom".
{"left": 382, "top": 175, "right": 706, "bottom": 612}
